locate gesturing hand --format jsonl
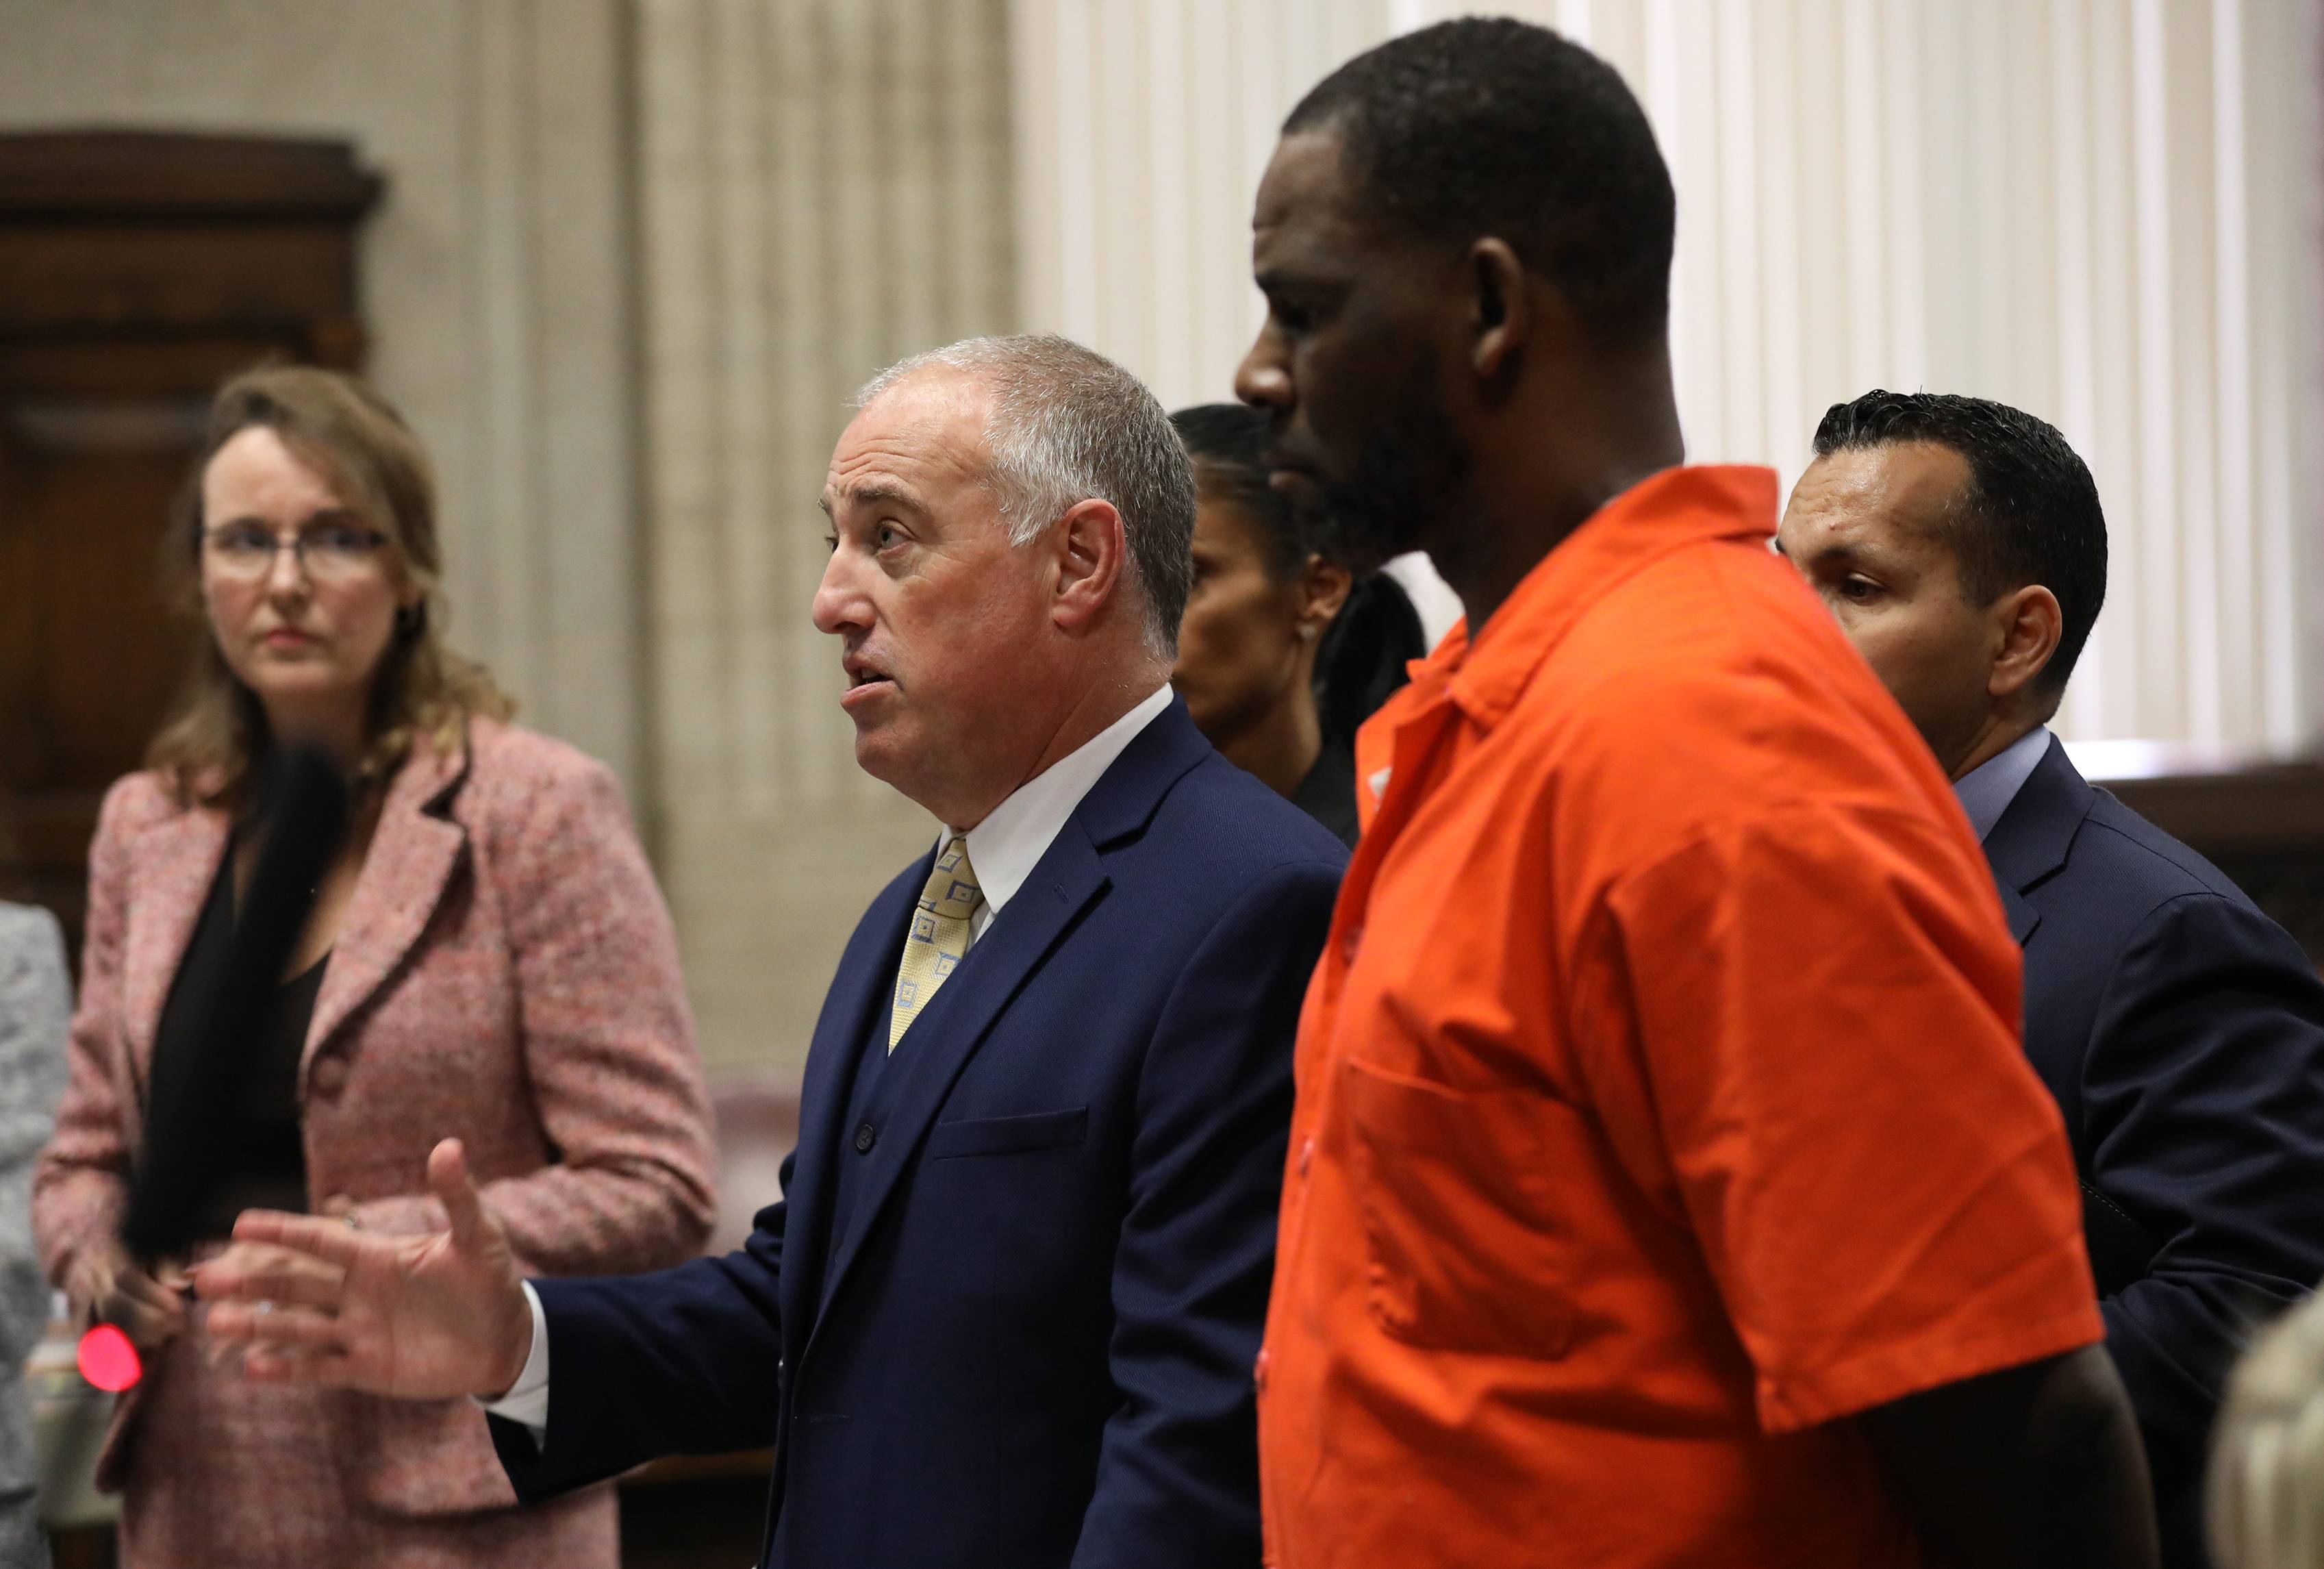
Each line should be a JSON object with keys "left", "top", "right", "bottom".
{"left": 193, "top": 1138, "right": 535, "bottom": 1401}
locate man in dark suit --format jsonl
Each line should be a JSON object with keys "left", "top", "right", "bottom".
{"left": 1779, "top": 388, "right": 2324, "bottom": 1567}
{"left": 193, "top": 334, "right": 1348, "bottom": 1568}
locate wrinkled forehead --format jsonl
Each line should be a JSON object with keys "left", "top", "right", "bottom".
{"left": 822, "top": 367, "right": 997, "bottom": 516}
{"left": 1788, "top": 442, "right": 1971, "bottom": 553}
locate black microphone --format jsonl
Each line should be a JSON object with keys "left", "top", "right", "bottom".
{"left": 122, "top": 745, "right": 350, "bottom": 1262}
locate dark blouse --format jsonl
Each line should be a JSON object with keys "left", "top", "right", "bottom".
{"left": 148, "top": 847, "right": 325, "bottom": 1238}
{"left": 1289, "top": 739, "right": 1361, "bottom": 849}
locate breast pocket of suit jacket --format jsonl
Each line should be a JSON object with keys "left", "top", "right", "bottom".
{"left": 1343, "top": 1055, "right": 1577, "bottom": 1359}
{"left": 920, "top": 1106, "right": 1098, "bottom": 1326}
{"left": 925, "top": 1105, "right": 1089, "bottom": 1161}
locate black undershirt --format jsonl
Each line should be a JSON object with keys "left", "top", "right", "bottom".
{"left": 148, "top": 844, "right": 325, "bottom": 1239}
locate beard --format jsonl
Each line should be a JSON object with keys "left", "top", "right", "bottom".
{"left": 1299, "top": 347, "right": 1473, "bottom": 577}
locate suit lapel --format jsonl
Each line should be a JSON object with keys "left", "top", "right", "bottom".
{"left": 304, "top": 742, "right": 470, "bottom": 1068}
{"left": 1981, "top": 736, "right": 2094, "bottom": 950}
{"left": 1998, "top": 883, "right": 2043, "bottom": 946}
{"left": 800, "top": 699, "right": 1213, "bottom": 1330}
{"left": 779, "top": 860, "right": 925, "bottom": 1353}
{"left": 812, "top": 825, "right": 1109, "bottom": 1321}
{"left": 121, "top": 809, "right": 231, "bottom": 1086}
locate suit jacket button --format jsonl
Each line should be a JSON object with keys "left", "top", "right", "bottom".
{"left": 310, "top": 1057, "right": 350, "bottom": 1098}
{"left": 854, "top": 1122, "right": 876, "bottom": 1154}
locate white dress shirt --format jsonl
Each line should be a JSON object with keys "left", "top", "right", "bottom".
{"left": 484, "top": 683, "right": 1176, "bottom": 1437}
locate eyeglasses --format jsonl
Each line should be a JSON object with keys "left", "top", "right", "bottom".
{"left": 201, "top": 520, "right": 390, "bottom": 585}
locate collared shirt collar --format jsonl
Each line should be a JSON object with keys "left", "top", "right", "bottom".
{"left": 1952, "top": 725, "right": 2053, "bottom": 843}
{"left": 939, "top": 682, "right": 1174, "bottom": 931}
{"left": 1398, "top": 466, "right": 1783, "bottom": 732}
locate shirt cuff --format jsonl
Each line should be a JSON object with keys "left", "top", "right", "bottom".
{"left": 475, "top": 1280, "right": 551, "bottom": 1442}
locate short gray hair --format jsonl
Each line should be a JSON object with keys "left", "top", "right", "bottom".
{"left": 855, "top": 334, "right": 1197, "bottom": 655}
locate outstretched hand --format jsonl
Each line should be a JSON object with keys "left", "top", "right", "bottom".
{"left": 194, "top": 1138, "right": 535, "bottom": 1401}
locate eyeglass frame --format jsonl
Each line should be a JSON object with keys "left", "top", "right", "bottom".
{"left": 198, "top": 511, "right": 394, "bottom": 585}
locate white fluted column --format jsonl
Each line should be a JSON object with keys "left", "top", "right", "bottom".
{"left": 636, "top": 0, "right": 1018, "bottom": 1076}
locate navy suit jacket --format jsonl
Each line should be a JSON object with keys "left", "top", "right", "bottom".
{"left": 489, "top": 699, "right": 1346, "bottom": 1568}
{"left": 1985, "top": 736, "right": 2324, "bottom": 1565}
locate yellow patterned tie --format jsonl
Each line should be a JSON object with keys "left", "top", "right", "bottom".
{"left": 890, "top": 836, "right": 985, "bottom": 1051}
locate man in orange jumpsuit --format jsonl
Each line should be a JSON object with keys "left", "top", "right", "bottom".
{"left": 1234, "top": 18, "right": 2158, "bottom": 1569}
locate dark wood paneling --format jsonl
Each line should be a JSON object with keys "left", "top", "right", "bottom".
{"left": 0, "top": 131, "right": 381, "bottom": 221}
{"left": 0, "top": 225, "right": 366, "bottom": 344}
{"left": 0, "top": 131, "right": 379, "bottom": 950}
{"left": 47, "top": 1526, "right": 114, "bottom": 1568}
{"left": 2104, "top": 763, "right": 2324, "bottom": 966}
{"left": 620, "top": 1453, "right": 776, "bottom": 1569}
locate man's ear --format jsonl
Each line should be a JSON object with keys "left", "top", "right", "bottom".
{"left": 1467, "top": 238, "right": 1532, "bottom": 379}
{"left": 1051, "top": 498, "right": 1128, "bottom": 633}
{"left": 1988, "top": 583, "right": 2064, "bottom": 705}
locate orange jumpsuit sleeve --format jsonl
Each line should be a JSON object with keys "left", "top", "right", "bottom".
{"left": 1586, "top": 799, "right": 2106, "bottom": 1433}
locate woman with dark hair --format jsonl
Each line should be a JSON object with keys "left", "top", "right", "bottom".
{"left": 33, "top": 365, "right": 716, "bottom": 1568}
{"left": 1168, "top": 403, "right": 1425, "bottom": 845}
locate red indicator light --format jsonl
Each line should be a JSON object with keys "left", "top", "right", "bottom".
{"left": 76, "top": 1324, "right": 142, "bottom": 1392}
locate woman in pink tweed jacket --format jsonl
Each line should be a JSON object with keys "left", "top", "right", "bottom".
{"left": 34, "top": 367, "right": 716, "bottom": 1568}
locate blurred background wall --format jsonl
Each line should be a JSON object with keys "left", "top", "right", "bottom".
{"left": 1, "top": 0, "right": 2318, "bottom": 1083}
{"left": 0, "top": 0, "right": 649, "bottom": 790}
{"left": 631, "top": 0, "right": 1015, "bottom": 1085}
{"left": 1017, "top": 0, "right": 2324, "bottom": 757}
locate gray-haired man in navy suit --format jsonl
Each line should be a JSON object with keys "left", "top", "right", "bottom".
{"left": 194, "top": 334, "right": 1348, "bottom": 1569}
{"left": 1778, "top": 389, "right": 2324, "bottom": 1569}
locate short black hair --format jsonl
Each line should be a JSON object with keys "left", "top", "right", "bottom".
{"left": 1813, "top": 390, "right": 2108, "bottom": 698}
{"left": 1171, "top": 403, "right": 1310, "bottom": 579}
{"left": 1283, "top": 17, "right": 1674, "bottom": 353}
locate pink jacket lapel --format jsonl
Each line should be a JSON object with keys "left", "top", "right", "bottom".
{"left": 305, "top": 739, "right": 472, "bottom": 1069}
{"left": 121, "top": 809, "right": 230, "bottom": 1085}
